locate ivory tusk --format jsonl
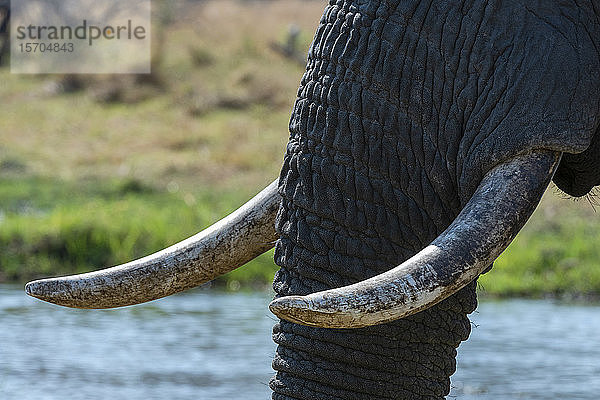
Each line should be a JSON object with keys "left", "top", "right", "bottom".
{"left": 26, "top": 179, "right": 281, "bottom": 308}
{"left": 269, "top": 151, "right": 561, "bottom": 328}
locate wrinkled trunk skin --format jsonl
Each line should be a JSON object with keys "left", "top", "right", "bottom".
{"left": 271, "top": 1, "right": 599, "bottom": 399}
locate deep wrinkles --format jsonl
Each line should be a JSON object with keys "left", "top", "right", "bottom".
{"left": 280, "top": 147, "right": 448, "bottom": 246}
{"left": 272, "top": 349, "right": 447, "bottom": 399}
{"left": 273, "top": 0, "right": 483, "bottom": 398}
{"left": 272, "top": 0, "right": 600, "bottom": 399}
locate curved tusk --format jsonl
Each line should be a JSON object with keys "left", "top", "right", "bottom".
{"left": 26, "top": 179, "right": 281, "bottom": 309}
{"left": 269, "top": 151, "right": 561, "bottom": 328}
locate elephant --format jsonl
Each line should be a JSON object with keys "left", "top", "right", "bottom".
{"left": 26, "top": 1, "right": 600, "bottom": 399}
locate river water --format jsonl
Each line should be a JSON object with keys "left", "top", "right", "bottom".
{"left": 1, "top": 285, "right": 598, "bottom": 399}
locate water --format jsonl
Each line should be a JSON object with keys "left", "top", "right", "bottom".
{"left": 450, "top": 300, "right": 600, "bottom": 399}
{"left": 0, "top": 286, "right": 276, "bottom": 400}
{"left": 1, "top": 285, "right": 599, "bottom": 399}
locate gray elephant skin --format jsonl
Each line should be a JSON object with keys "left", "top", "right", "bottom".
{"left": 25, "top": 1, "right": 600, "bottom": 399}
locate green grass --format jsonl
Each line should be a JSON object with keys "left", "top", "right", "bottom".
{"left": 0, "top": 176, "right": 279, "bottom": 287}
{"left": 479, "top": 192, "right": 600, "bottom": 299}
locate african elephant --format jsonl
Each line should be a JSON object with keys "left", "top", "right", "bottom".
{"left": 26, "top": 1, "right": 600, "bottom": 399}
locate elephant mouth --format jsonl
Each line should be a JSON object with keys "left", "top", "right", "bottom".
{"left": 26, "top": 151, "right": 560, "bottom": 328}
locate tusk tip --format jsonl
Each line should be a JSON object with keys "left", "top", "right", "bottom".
{"left": 25, "top": 278, "right": 72, "bottom": 306}
{"left": 25, "top": 280, "right": 41, "bottom": 298}
{"left": 270, "top": 294, "right": 394, "bottom": 329}
{"left": 270, "top": 295, "right": 350, "bottom": 328}
{"left": 269, "top": 295, "right": 316, "bottom": 325}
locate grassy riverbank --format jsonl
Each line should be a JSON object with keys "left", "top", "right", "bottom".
{"left": 1, "top": 1, "right": 599, "bottom": 298}
{"left": 479, "top": 191, "right": 600, "bottom": 299}
{"left": 0, "top": 176, "right": 276, "bottom": 288}
{"left": 2, "top": 175, "right": 598, "bottom": 298}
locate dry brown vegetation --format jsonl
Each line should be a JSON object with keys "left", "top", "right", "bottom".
{"left": 0, "top": 0, "right": 325, "bottom": 191}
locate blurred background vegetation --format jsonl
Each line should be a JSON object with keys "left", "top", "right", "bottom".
{"left": 0, "top": 0, "right": 598, "bottom": 298}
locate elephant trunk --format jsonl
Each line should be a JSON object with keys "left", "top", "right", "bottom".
{"left": 270, "top": 281, "right": 478, "bottom": 399}
{"left": 268, "top": 150, "right": 559, "bottom": 399}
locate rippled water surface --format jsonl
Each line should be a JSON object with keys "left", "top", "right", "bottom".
{"left": 1, "top": 285, "right": 599, "bottom": 399}
{"left": 450, "top": 299, "right": 600, "bottom": 399}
